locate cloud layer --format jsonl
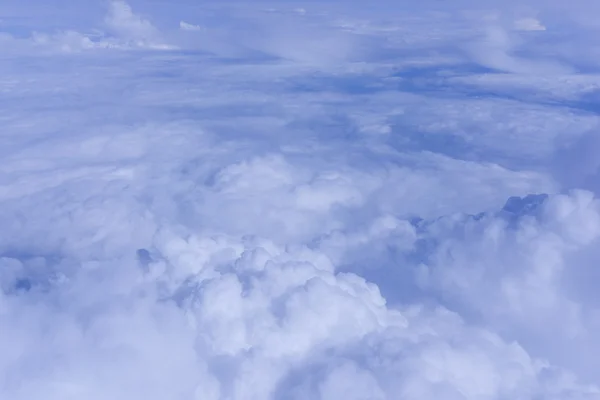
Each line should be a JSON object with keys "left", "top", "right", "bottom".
{"left": 1, "top": 0, "right": 600, "bottom": 399}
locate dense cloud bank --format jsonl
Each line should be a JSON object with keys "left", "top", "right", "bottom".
{"left": 1, "top": 1, "right": 600, "bottom": 399}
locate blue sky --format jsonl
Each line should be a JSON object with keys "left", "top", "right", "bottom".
{"left": 1, "top": 1, "right": 600, "bottom": 399}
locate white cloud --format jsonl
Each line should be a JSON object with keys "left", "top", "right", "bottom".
{"left": 0, "top": 1, "right": 173, "bottom": 53}
{"left": 410, "top": 190, "right": 600, "bottom": 382}
{"left": 104, "top": 1, "right": 160, "bottom": 44}
{"left": 1, "top": 0, "right": 600, "bottom": 398}
{"left": 180, "top": 21, "right": 203, "bottom": 32}
{"left": 3, "top": 225, "right": 599, "bottom": 399}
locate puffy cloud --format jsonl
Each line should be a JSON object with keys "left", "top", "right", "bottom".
{"left": 1, "top": 0, "right": 600, "bottom": 399}
{"left": 408, "top": 191, "right": 600, "bottom": 382}
{"left": 180, "top": 21, "right": 203, "bottom": 32}
{"left": 103, "top": 0, "right": 165, "bottom": 47}
{"left": 3, "top": 213, "right": 599, "bottom": 399}
{"left": 0, "top": 0, "right": 172, "bottom": 53}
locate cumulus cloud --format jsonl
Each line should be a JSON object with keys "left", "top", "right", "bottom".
{"left": 1, "top": 0, "right": 600, "bottom": 399}
{"left": 104, "top": 1, "right": 162, "bottom": 46}
{"left": 0, "top": 0, "right": 172, "bottom": 53}
{"left": 411, "top": 191, "right": 600, "bottom": 379}
{"left": 2, "top": 203, "right": 600, "bottom": 399}
{"left": 180, "top": 21, "right": 203, "bottom": 32}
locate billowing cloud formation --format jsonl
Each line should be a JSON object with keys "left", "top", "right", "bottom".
{"left": 3, "top": 192, "right": 600, "bottom": 399}
{"left": 1, "top": 0, "right": 600, "bottom": 399}
{"left": 0, "top": 0, "right": 171, "bottom": 51}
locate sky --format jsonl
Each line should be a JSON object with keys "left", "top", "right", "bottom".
{"left": 1, "top": 0, "right": 600, "bottom": 399}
